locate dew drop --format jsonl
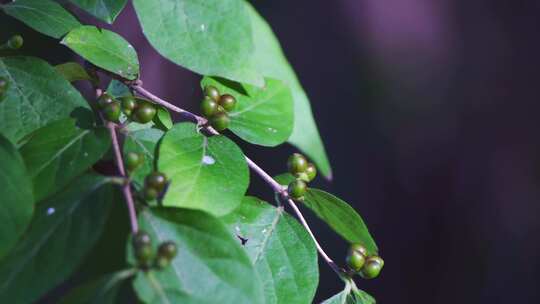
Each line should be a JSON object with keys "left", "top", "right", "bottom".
{"left": 202, "top": 155, "right": 215, "bottom": 165}
{"left": 200, "top": 24, "right": 206, "bottom": 31}
{"left": 46, "top": 207, "right": 55, "bottom": 216}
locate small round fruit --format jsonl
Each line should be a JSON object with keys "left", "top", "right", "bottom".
{"left": 155, "top": 256, "right": 170, "bottom": 269}
{"left": 134, "top": 244, "right": 153, "bottom": 264}
{"left": 97, "top": 93, "right": 115, "bottom": 109}
{"left": 133, "top": 102, "right": 157, "bottom": 123}
{"left": 143, "top": 187, "right": 159, "bottom": 201}
{"left": 288, "top": 179, "right": 307, "bottom": 199}
{"left": 200, "top": 96, "right": 218, "bottom": 117}
{"left": 103, "top": 102, "right": 121, "bottom": 122}
{"left": 145, "top": 172, "right": 167, "bottom": 192}
{"left": 219, "top": 94, "right": 237, "bottom": 112}
{"left": 132, "top": 231, "right": 152, "bottom": 248}
{"left": 120, "top": 96, "right": 137, "bottom": 116}
{"left": 305, "top": 163, "right": 317, "bottom": 181}
{"left": 204, "top": 85, "right": 220, "bottom": 101}
{"left": 125, "top": 152, "right": 143, "bottom": 171}
{"left": 7, "top": 35, "right": 23, "bottom": 50}
{"left": 346, "top": 251, "right": 366, "bottom": 271}
{"left": 349, "top": 244, "right": 368, "bottom": 257}
{"left": 210, "top": 112, "right": 230, "bottom": 131}
{"left": 157, "top": 241, "right": 177, "bottom": 260}
{"left": 287, "top": 153, "right": 308, "bottom": 175}
{"left": 360, "top": 256, "right": 384, "bottom": 279}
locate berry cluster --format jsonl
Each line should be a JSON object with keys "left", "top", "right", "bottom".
{"left": 0, "top": 77, "right": 8, "bottom": 101}
{"left": 97, "top": 93, "right": 157, "bottom": 124}
{"left": 132, "top": 230, "right": 177, "bottom": 270}
{"left": 143, "top": 171, "right": 168, "bottom": 201}
{"left": 346, "top": 244, "right": 384, "bottom": 279}
{"left": 286, "top": 153, "right": 317, "bottom": 200}
{"left": 200, "top": 85, "right": 237, "bottom": 131}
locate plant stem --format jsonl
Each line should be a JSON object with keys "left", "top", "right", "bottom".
{"left": 131, "top": 84, "right": 342, "bottom": 275}
{"left": 107, "top": 122, "right": 139, "bottom": 234}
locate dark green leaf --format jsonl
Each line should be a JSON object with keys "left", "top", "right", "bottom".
{"left": 132, "top": 0, "right": 263, "bottom": 86}
{"left": 130, "top": 208, "right": 264, "bottom": 304}
{"left": 0, "top": 134, "right": 33, "bottom": 260}
{"left": 2, "top": 0, "right": 81, "bottom": 38}
{"left": 58, "top": 270, "right": 135, "bottom": 304}
{"left": 62, "top": 26, "right": 139, "bottom": 80}
{"left": 158, "top": 123, "right": 249, "bottom": 216}
{"left": 123, "top": 128, "right": 164, "bottom": 187}
{"left": 69, "top": 0, "right": 128, "bottom": 24}
{"left": 154, "top": 107, "right": 173, "bottom": 130}
{"left": 245, "top": 3, "right": 331, "bottom": 177}
{"left": 221, "top": 197, "right": 319, "bottom": 304}
{"left": 106, "top": 79, "right": 131, "bottom": 98}
{"left": 201, "top": 77, "right": 294, "bottom": 146}
{"left": 55, "top": 62, "right": 97, "bottom": 84}
{"left": 19, "top": 116, "right": 111, "bottom": 201}
{"left": 0, "top": 56, "right": 90, "bottom": 143}
{"left": 0, "top": 174, "right": 113, "bottom": 303}
{"left": 303, "top": 189, "right": 378, "bottom": 255}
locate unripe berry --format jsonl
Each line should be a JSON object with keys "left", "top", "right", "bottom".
{"left": 287, "top": 153, "right": 308, "bottom": 175}
{"left": 157, "top": 241, "right": 177, "bottom": 260}
{"left": 120, "top": 96, "right": 137, "bottom": 116}
{"left": 349, "top": 243, "right": 368, "bottom": 257}
{"left": 145, "top": 172, "right": 167, "bottom": 193}
{"left": 132, "top": 231, "right": 152, "bottom": 248}
{"left": 97, "top": 93, "right": 115, "bottom": 109}
{"left": 219, "top": 94, "right": 237, "bottom": 112}
{"left": 7, "top": 35, "right": 23, "bottom": 50}
{"left": 305, "top": 163, "right": 317, "bottom": 182}
{"left": 102, "top": 101, "right": 121, "bottom": 122}
{"left": 135, "top": 244, "right": 153, "bottom": 266}
{"left": 200, "top": 96, "right": 218, "bottom": 118}
{"left": 346, "top": 251, "right": 366, "bottom": 272}
{"left": 155, "top": 256, "right": 170, "bottom": 269}
{"left": 288, "top": 179, "right": 307, "bottom": 199}
{"left": 360, "top": 256, "right": 384, "bottom": 279}
{"left": 133, "top": 102, "right": 156, "bottom": 124}
{"left": 210, "top": 112, "right": 230, "bottom": 131}
{"left": 204, "top": 85, "right": 220, "bottom": 102}
{"left": 125, "top": 152, "right": 143, "bottom": 172}
{"left": 143, "top": 187, "right": 159, "bottom": 201}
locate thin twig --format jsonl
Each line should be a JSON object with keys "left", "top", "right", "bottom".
{"left": 131, "top": 84, "right": 342, "bottom": 275}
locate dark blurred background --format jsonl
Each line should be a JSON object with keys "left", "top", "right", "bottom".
{"left": 4, "top": 0, "right": 540, "bottom": 303}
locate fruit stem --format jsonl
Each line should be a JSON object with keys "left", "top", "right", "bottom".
{"left": 130, "top": 83, "right": 343, "bottom": 277}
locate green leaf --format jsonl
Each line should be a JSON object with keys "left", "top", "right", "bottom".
{"left": 221, "top": 197, "right": 319, "bottom": 304}
{"left": 0, "top": 134, "right": 33, "bottom": 260}
{"left": 58, "top": 270, "right": 135, "bottom": 304}
{"left": 55, "top": 62, "right": 98, "bottom": 84}
{"left": 123, "top": 128, "right": 164, "bottom": 187}
{"left": 130, "top": 208, "right": 264, "bottom": 304}
{"left": 69, "top": 0, "right": 128, "bottom": 24}
{"left": 132, "top": 0, "right": 263, "bottom": 86}
{"left": 245, "top": 3, "right": 331, "bottom": 177}
{"left": 322, "top": 281, "right": 375, "bottom": 304}
{"left": 106, "top": 79, "right": 131, "bottom": 98}
{"left": 0, "top": 56, "right": 90, "bottom": 143}
{"left": 201, "top": 77, "right": 294, "bottom": 146}
{"left": 322, "top": 290, "right": 355, "bottom": 304}
{"left": 19, "top": 116, "right": 111, "bottom": 201}
{"left": 2, "top": 0, "right": 81, "bottom": 39}
{"left": 62, "top": 26, "right": 139, "bottom": 80}
{"left": 158, "top": 122, "right": 249, "bottom": 216}
{"left": 0, "top": 174, "right": 113, "bottom": 303}
{"left": 154, "top": 107, "right": 173, "bottom": 130}
{"left": 303, "top": 189, "right": 378, "bottom": 255}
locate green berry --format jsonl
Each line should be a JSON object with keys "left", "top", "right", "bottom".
{"left": 204, "top": 85, "right": 220, "bottom": 102}
{"left": 346, "top": 251, "right": 366, "bottom": 271}
{"left": 349, "top": 243, "right": 368, "bottom": 257}
{"left": 120, "top": 96, "right": 138, "bottom": 116}
{"left": 135, "top": 244, "right": 153, "bottom": 265}
{"left": 200, "top": 96, "right": 218, "bottom": 117}
{"left": 219, "top": 94, "right": 237, "bottom": 112}
{"left": 288, "top": 179, "right": 307, "bottom": 199}
{"left": 132, "top": 231, "right": 152, "bottom": 248}
{"left": 360, "top": 256, "right": 384, "bottom": 279}
{"left": 133, "top": 102, "right": 157, "bottom": 123}
{"left": 7, "top": 35, "right": 23, "bottom": 50}
{"left": 287, "top": 153, "right": 308, "bottom": 175}
{"left": 210, "top": 112, "right": 230, "bottom": 131}
{"left": 143, "top": 187, "right": 159, "bottom": 201}
{"left": 157, "top": 241, "right": 177, "bottom": 260}
{"left": 305, "top": 163, "right": 317, "bottom": 182}
{"left": 125, "top": 152, "right": 143, "bottom": 172}
{"left": 102, "top": 101, "right": 121, "bottom": 122}
{"left": 155, "top": 256, "right": 170, "bottom": 269}
{"left": 97, "top": 93, "right": 115, "bottom": 109}
{"left": 145, "top": 172, "right": 167, "bottom": 192}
